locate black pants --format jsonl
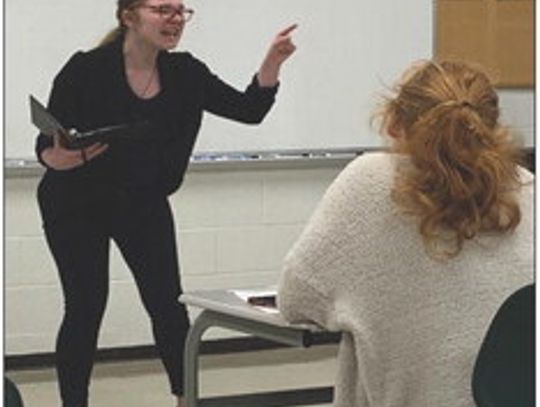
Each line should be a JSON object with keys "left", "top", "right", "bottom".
{"left": 39, "top": 182, "right": 189, "bottom": 407}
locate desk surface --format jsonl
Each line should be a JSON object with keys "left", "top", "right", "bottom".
{"left": 181, "top": 289, "right": 332, "bottom": 406}
{"left": 180, "top": 289, "right": 315, "bottom": 331}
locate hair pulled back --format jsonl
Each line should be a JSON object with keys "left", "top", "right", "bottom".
{"left": 98, "top": 0, "right": 143, "bottom": 46}
{"left": 381, "top": 61, "right": 522, "bottom": 258}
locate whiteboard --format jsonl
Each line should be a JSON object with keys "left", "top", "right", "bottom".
{"left": 6, "top": 0, "right": 433, "bottom": 158}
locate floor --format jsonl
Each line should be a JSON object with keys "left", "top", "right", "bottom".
{"left": 7, "top": 345, "right": 338, "bottom": 407}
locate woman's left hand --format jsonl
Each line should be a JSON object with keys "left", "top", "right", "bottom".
{"left": 257, "top": 24, "right": 298, "bottom": 87}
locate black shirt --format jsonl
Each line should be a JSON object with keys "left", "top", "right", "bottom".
{"left": 36, "top": 37, "right": 278, "bottom": 196}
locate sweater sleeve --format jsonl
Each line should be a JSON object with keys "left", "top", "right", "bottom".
{"left": 35, "top": 52, "right": 84, "bottom": 167}
{"left": 277, "top": 155, "right": 382, "bottom": 330}
{"left": 196, "top": 58, "right": 278, "bottom": 124}
{"left": 277, "top": 271, "right": 335, "bottom": 328}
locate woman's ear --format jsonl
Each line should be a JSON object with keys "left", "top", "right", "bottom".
{"left": 387, "top": 120, "right": 404, "bottom": 139}
{"left": 120, "top": 9, "right": 136, "bottom": 29}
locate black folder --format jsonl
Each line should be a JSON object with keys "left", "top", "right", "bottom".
{"left": 30, "top": 95, "right": 149, "bottom": 149}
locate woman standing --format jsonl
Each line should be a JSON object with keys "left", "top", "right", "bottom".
{"left": 35, "top": 1, "right": 296, "bottom": 406}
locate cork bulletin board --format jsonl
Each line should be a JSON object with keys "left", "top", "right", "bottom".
{"left": 436, "top": 0, "right": 534, "bottom": 88}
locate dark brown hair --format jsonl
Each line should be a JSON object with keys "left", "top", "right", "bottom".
{"left": 380, "top": 60, "right": 523, "bottom": 258}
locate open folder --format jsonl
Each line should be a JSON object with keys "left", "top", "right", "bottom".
{"left": 29, "top": 95, "right": 149, "bottom": 150}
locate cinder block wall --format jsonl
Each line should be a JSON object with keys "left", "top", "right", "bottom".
{"left": 5, "top": 90, "right": 533, "bottom": 356}
{"left": 5, "top": 164, "right": 343, "bottom": 355}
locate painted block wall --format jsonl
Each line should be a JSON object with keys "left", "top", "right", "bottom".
{"left": 5, "top": 89, "right": 533, "bottom": 355}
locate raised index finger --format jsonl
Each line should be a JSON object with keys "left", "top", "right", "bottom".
{"left": 279, "top": 24, "right": 298, "bottom": 37}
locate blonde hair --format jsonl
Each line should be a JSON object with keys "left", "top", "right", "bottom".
{"left": 380, "top": 60, "right": 523, "bottom": 259}
{"left": 98, "top": 0, "right": 143, "bottom": 47}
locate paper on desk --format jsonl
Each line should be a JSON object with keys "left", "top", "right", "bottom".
{"left": 229, "top": 287, "right": 279, "bottom": 314}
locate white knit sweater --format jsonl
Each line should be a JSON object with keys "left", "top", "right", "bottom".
{"left": 277, "top": 152, "right": 533, "bottom": 407}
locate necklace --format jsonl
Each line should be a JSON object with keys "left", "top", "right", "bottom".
{"left": 127, "top": 62, "right": 157, "bottom": 99}
{"left": 139, "top": 64, "right": 157, "bottom": 99}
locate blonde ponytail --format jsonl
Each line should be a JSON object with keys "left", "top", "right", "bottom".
{"left": 98, "top": 26, "right": 125, "bottom": 47}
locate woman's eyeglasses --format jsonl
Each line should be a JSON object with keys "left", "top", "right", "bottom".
{"left": 140, "top": 4, "right": 195, "bottom": 22}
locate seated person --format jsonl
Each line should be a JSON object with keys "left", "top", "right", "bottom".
{"left": 277, "top": 60, "right": 533, "bottom": 407}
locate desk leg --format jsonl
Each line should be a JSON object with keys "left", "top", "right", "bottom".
{"left": 184, "top": 309, "right": 310, "bottom": 407}
{"left": 184, "top": 310, "right": 214, "bottom": 407}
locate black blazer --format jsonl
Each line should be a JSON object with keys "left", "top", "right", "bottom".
{"left": 36, "top": 37, "right": 278, "bottom": 197}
